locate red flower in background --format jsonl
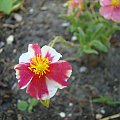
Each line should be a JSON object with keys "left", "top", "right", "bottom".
{"left": 14, "top": 44, "right": 72, "bottom": 100}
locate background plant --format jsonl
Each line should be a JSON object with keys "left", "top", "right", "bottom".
{"left": 0, "top": 0, "right": 23, "bottom": 15}
{"left": 65, "top": 0, "right": 120, "bottom": 56}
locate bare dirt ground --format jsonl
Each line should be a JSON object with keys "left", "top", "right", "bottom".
{"left": 0, "top": 0, "right": 120, "bottom": 120}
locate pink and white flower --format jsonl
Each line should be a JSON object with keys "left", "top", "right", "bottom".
{"left": 14, "top": 44, "right": 72, "bottom": 100}
{"left": 99, "top": 0, "right": 120, "bottom": 21}
{"left": 67, "top": 0, "right": 84, "bottom": 15}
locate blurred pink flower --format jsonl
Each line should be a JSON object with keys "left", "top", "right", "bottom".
{"left": 67, "top": 0, "right": 84, "bottom": 15}
{"left": 14, "top": 44, "right": 72, "bottom": 100}
{"left": 99, "top": 0, "right": 120, "bottom": 21}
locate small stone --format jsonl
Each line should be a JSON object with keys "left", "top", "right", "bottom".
{"left": 13, "top": 13, "right": 22, "bottom": 22}
{"left": 0, "top": 41, "right": 5, "bottom": 48}
{"left": 6, "top": 35, "right": 14, "bottom": 44}
{"left": 17, "top": 114, "right": 23, "bottom": 120}
{"left": 61, "top": 22, "right": 70, "bottom": 27}
{"left": 68, "top": 113, "right": 72, "bottom": 117}
{"left": 71, "top": 76, "right": 75, "bottom": 80}
{"left": 41, "top": 6, "right": 48, "bottom": 11}
{"left": 59, "top": 112, "right": 66, "bottom": 118}
{"left": 71, "top": 36, "right": 77, "bottom": 41}
{"left": 69, "top": 103, "right": 73, "bottom": 107}
{"left": 7, "top": 110, "right": 14, "bottom": 113}
{"left": 79, "top": 66, "right": 87, "bottom": 73}
{"left": 100, "top": 109, "right": 105, "bottom": 114}
{"left": 13, "top": 49, "right": 17, "bottom": 53}
{"left": 29, "top": 8, "right": 34, "bottom": 14}
{"left": 0, "top": 48, "right": 3, "bottom": 53}
{"left": 96, "top": 114, "right": 102, "bottom": 119}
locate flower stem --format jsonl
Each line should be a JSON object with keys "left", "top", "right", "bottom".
{"left": 48, "top": 36, "right": 79, "bottom": 48}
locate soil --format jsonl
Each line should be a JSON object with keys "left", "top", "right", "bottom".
{"left": 0, "top": 0, "right": 120, "bottom": 120}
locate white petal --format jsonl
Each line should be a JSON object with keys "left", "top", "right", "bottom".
{"left": 19, "top": 44, "right": 37, "bottom": 63}
{"left": 19, "top": 52, "right": 34, "bottom": 63}
{"left": 66, "top": 70, "right": 72, "bottom": 81}
{"left": 41, "top": 45, "right": 62, "bottom": 63}
{"left": 45, "top": 77, "right": 66, "bottom": 99}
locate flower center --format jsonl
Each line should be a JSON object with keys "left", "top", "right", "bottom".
{"left": 29, "top": 54, "right": 50, "bottom": 77}
{"left": 111, "top": 0, "right": 120, "bottom": 7}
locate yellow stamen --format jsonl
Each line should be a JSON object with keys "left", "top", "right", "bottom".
{"left": 111, "top": 0, "right": 120, "bottom": 7}
{"left": 29, "top": 54, "right": 50, "bottom": 77}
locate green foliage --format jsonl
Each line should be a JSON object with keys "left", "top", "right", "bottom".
{"left": 17, "top": 98, "right": 51, "bottom": 112}
{"left": 28, "top": 98, "right": 39, "bottom": 112}
{"left": 17, "top": 100, "right": 28, "bottom": 111}
{"left": 0, "top": 0, "right": 23, "bottom": 15}
{"left": 92, "top": 96, "right": 120, "bottom": 105}
{"left": 65, "top": 3, "right": 120, "bottom": 56}
{"left": 17, "top": 98, "right": 39, "bottom": 112}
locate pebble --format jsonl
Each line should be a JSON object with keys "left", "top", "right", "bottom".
{"left": 41, "top": 6, "right": 48, "bottom": 11}
{"left": 96, "top": 113, "right": 102, "bottom": 119}
{"left": 0, "top": 48, "right": 3, "bottom": 53}
{"left": 59, "top": 112, "right": 66, "bottom": 118}
{"left": 17, "top": 114, "right": 23, "bottom": 120}
{"left": 6, "top": 35, "right": 14, "bottom": 44}
{"left": 29, "top": 8, "right": 34, "bottom": 14}
{"left": 13, "top": 49, "right": 17, "bottom": 53}
{"left": 71, "top": 35, "right": 77, "bottom": 41}
{"left": 68, "top": 113, "right": 72, "bottom": 117}
{"left": 13, "top": 13, "right": 22, "bottom": 22}
{"left": 100, "top": 108, "right": 105, "bottom": 114}
{"left": 0, "top": 41, "right": 5, "bottom": 48}
{"left": 61, "top": 22, "right": 70, "bottom": 27}
{"left": 71, "top": 76, "right": 75, "bottom": 80}
{"left": 69, "top": 103, "right": 73, "bottom": 107}
{"left": 79, "top": 66, "right": 87, "bottom": 73}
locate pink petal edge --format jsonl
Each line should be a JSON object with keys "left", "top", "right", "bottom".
{"left": 15, "top": 63, "right": 34, "bottom": 89}
{"left": 46, "top": 60, "right": 72, "bottom": 87}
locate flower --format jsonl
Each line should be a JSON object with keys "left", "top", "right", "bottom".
{"left": 99, "top": 0, "right": 120, "bottom": 21}
{"left": 67, "top": 0, "right": 84, "bottom": 15}
{"left": 14, "top": 44, "right": 72, "bottom": 100}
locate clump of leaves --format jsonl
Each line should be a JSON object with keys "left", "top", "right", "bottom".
{"left": 0, "top": 0, "right": 23, "bottom": 15}
{"left": 17, "top": 98, "right": 39, "bottom": 112}
{"left": 65, "top": 1, "right": 120, "bottom": 56}
{"left": 17, "top": 98, "right": 50, "bottom": 112}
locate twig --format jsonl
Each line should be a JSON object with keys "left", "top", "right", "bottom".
{"left": 89, "top": 97, "right": 95, "bottom": 119}
{"left": 101, "top": 113, "right": 120, "bottom": 120}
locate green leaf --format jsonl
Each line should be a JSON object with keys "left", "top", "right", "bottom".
{"left": 17, "top": 100, "right": 28, "bottom": 111}
{"left": 40, "top": 99, "right": 50, "bottom": 108}
{"left": 0, "top": 0, "right": 13, "bottom": 14}
{"left": 91, "top": 40, "right": 108, "bottom": 52}
{"left": 92, "top": 96, "right": 120, "bottom": 105}
{"left": 28, "top": 98, "right": 39, "bottom": 106}
{"left": 83, "top": 46, "right": 98, "bottom": 54}
{"left": 28, "top": 98, "right": 39, "bottom": 112}
{"left": 0, "top": 0, "right": 22, "bottom": 15}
